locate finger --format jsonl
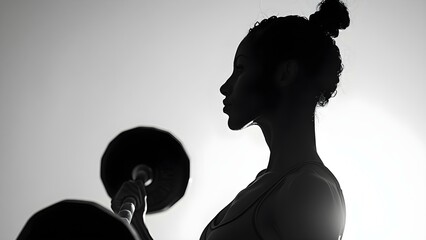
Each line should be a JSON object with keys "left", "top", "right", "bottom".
{"left": 134, "top": 180, "right": 147, "bottom": 197}
{"left": 112, "top": 180, "right": 146, "bottom": 211}
{"left": 111, "top": 181, "right": 137, "bottom": 209}
{"left": 132, "top": 180, "right": 147, "bottom": 210}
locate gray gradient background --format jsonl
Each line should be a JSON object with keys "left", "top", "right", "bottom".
{"left": 1, "top": 0, "right": 425, "bottom": 239}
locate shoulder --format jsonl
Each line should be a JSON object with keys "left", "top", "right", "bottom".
{"left": 258, "top": 165, "right": 344, "bottom": 239}
{"left": 272, "top": 165, "right": 337, "bottom": 216}
{"left": 279, "top": 165, "right": 335, "bottom": 201}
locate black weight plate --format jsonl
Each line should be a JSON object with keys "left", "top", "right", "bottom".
{"left": 101, "top": 127, "right": 190, "bottom": 213}
{"left": 17, "top": 199, "right": 139, "bottom": 240}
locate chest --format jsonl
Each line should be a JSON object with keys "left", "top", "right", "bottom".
{"left": 201, "top": 175, "right": 281, "bottom": 240}
{"left": 200, "top": 200, "right": 262, "bottom": 240}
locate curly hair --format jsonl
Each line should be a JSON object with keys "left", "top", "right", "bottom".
{"left": 246, "top": 0, "right": 350, "bottom": 106}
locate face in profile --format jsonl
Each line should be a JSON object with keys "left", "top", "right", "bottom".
{"left": 220, "top": 39, "right": 268, "bottom": 130}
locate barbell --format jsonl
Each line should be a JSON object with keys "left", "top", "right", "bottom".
{"left": 17, "top": 200, "right": 140, "bottom": 240}
{"left": 101, "top": 126, "right": 190, "bottom": 222}
{"left": 18, "top": 126, "right": 190, "bottom": 238}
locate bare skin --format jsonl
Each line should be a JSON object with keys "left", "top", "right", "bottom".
{"left": 113, "top": 38, "right": 343, "bottom": 240}
{"left": 217, "top": 39, "right": 341, "bottom": 239}
{"left": 111, "top": 180, "right": 152, "bottom": 240}
{"left": 220, "top": 38, "right": 323, "bottom": 174}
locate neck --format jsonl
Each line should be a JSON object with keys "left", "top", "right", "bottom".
{"left": 255, "top": 100, "right": 321, "bottom": 173}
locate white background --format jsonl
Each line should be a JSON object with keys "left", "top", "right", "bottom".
{"left": 1, "top": 0, "right": 425, "bottom": 239}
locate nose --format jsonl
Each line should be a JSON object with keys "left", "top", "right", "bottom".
{"left": 220, "top": 76, "right": 232, "bottom": 96}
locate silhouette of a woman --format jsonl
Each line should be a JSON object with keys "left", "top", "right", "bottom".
{"left": 113, "top": 0, "right": 350, "bottom": 239}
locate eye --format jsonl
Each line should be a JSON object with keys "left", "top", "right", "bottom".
{"left": 235, "top": 64, "right": 244, "bottom": 72}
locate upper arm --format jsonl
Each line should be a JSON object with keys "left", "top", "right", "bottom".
{"left": 270, "top": 173, "right": 341, "bottom": 240}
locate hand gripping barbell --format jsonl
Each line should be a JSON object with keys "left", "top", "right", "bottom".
{"left": 101, "top": 126, "right": 190, "bottom": 222}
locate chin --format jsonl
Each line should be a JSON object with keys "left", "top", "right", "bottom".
{"left": 227, "top": 122, "right": 241, "bottom": 131}
{"left": 227, "top": 117, "right": 253, "bottom": 131}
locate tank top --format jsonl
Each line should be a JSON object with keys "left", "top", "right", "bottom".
{"left": 200, "top": 162, "right": 346, "bottom": 240}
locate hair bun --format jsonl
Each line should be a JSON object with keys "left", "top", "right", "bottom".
{"left": 309, "top": 0, "right": 350, "bottom": 38}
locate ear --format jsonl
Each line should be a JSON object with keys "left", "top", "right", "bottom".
{"left": 274, "top": 60, "right": 300, "bottom": 87}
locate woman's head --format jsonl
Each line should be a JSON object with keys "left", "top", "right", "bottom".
{"left": 220, "top": 0, "right": 350, "bottom": 130}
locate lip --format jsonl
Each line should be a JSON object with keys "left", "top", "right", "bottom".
{"left": 223, "top": 105, "right": 230, "bottom": 113}
{"left": 223, "top": 99, "right": 232, "bottom": 106}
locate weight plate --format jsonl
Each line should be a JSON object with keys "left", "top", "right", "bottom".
{"left": 101, "top": 127, "right": 190, "bottom": 213}
{"left": 17, "top": 199, "right": 139, "bottom": 240}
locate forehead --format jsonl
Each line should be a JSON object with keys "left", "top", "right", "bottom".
{"left": 235, "top": 38, "right": 256, "bottom": 60}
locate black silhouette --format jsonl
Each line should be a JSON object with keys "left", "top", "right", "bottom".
{"left": 113, "top": 0, "right": 350, "bottom": 239}
{"left": 17, "top": 200, "right": 140, "bottom": 240}
{"left": 104, "top": 127, "right": 190, "bottom": 239}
